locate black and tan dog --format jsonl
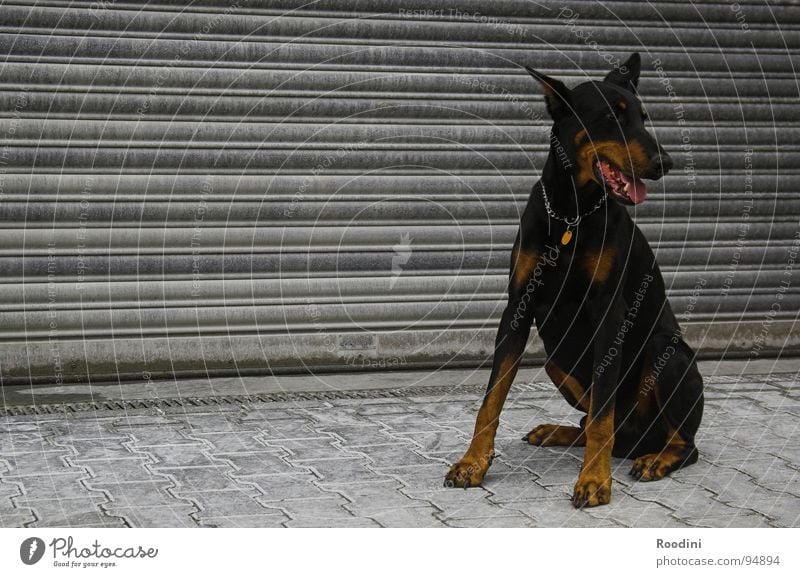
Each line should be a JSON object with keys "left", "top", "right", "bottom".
{"left": 445, "top": 53, "right": 704, "bottom": 507}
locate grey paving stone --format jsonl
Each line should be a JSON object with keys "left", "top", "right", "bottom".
{"left": 154, "top": 466, "right": 241, "bottom": 492}
{"left": 259, "top": 496, "right": 354, "bottom": 521}
{"left": 331, "top": 480, "right": 436, "bottom": 517}
{"left": 402, "top": 431, "right": 474, "bottom": 455}
{"left": 380, "top": 464, "right": 449, "bottom": 491}
{"left": 249, "top": 474, "right": 339, "bottom": 502}
{"left": 82, "top": 458, "right": 156, "bottom": 484}
{"left": 721, "top": 491, "right": 800, "bottom": 527}
{"left": 8, "top": 472, "right": 91, "bottom": 500}
{"left": 3, "top": 452, "right": 73, "bottom": 476}
{"left": 269, "top": 437, "right": 344, "bottom": 461}
{"left": 284, "top": 516, "right": 380, "bottom": 528}
{"left": 243, "top": 419, "right": 326, "bottom": 440}
{"left": 67, "top": 439, "right": 139, "bottom": 462}
{"left": 356, "top": 403, "right": 412, "bottom": 417}
{"left": 110, "top": 415, "right": 186, "bottom": 428}
{"left": 583, "top": 493, "right": 688, "bottom": 528}
{"left": 371, "top": 413, "right": 449, "bottom": 434}
{"left": 125, "top": 428, "right": 198, "bottom": 447}
{"left": 88, "top": 480, "right": 180, "bottom": 509}
{"left": 306, "top": 458, "right": 386, "bottom": 485}
{"left": 182, "top": 490, "right": 280, "bottom": 518}
{"left": 0, "top": 422, "right": 47, "bottom": 434}
{"left": 444, "top": 515, "right": 536, "bottom": 528}
{"left": 216, "top": 452, "right": 300, "bottom": 477}
{"left": 414, "top": 490, "right": 506, "bottom": 521}
{"left": 0, "top": 511, "right": 37, "bottom": 526}
{"left": 360, "top": 443, "right": 447, "bottom": 469}
{"left": 23, "top": 497, "right": 124, "bottom": 528}
{"left": 180, "top": 412, "right": 249, "bottom": 433}
{"left": 486, "top": 473, "right": 564, "bottom": 502}
{"left": 681, "top": 513, "right": 775, "bottom": 528}
{"left": 198, "top": 513, "right": 288, "bottom": 528}
{"left": 514, "top": 504, "right": 623, "bottom": 527}
{"left": 0, "top": 437, "right": 57, "bottom": 456}
{"left": 104, "top": 505, "right": 198, "bottom": 528}
{"left": 145, "top": 445, "right": 219, "bottom": 467}
{"left": 312, "top": 424, "right": 388, "bottom": 446}
{"left": 367, "top": 506, "right": 447, "bottom": 527}
{"left": 188, "top": 431, "right": 273, "bottom": 454}
{"left": 53, "top": 420, "right": 120, "bottom": 440}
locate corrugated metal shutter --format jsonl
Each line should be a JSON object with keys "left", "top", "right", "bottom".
{"left": 1, "top": 0, "right": 798, "bottom": 384}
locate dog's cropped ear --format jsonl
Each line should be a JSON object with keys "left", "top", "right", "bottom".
{"left": 525, "top": 66, "right": 573, "bottom": 121}
{"left": 604, "top": 52, "right": 641, "bottom": 90}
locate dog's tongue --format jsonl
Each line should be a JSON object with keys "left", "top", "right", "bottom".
{"left": 619, "top": 171, "right": 648, "bottom": 204}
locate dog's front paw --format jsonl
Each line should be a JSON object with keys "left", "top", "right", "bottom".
{"left": 444, "top": 453, "right": 493, "bottom": 488}
{"left": 571, "top": 471, "right": 612, "bottom": 508}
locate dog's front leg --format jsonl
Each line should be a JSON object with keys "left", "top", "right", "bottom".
{"left": 572, "top": 287, "right": 627, "bottom": 508}
{"left": 445, "top": 244, "right": 539, "bottom": 488}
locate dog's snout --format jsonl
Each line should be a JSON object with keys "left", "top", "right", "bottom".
{"left": 649, "top": 152, "right": 673, "bottom": 179}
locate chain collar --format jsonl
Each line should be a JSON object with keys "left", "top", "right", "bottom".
{"left": 540, "top": 178, "right": 607, "bottom": 227}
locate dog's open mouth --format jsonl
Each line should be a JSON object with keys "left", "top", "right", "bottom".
{"left": 595, "top": 160, "right": 647, "bottom": 205}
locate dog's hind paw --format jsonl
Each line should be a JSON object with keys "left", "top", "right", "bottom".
{"left": 524, "top": 424, "right": 585, "bottom": 446}
{"left": 629, "top": 448, "right": 694, "bottom": 481}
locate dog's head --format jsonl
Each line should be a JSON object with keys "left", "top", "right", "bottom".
{"left": 526, "top": 53, "right": 672, "bottom": 205}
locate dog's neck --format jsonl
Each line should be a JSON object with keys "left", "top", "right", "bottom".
{"left": 540, "top": 130, "right": 605, "bottom": 221}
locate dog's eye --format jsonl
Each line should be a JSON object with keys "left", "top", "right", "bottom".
{"left": 604, "top": 111, "right": 620, "bottom": 122}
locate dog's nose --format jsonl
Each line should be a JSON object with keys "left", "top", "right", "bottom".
{"left": 649, "top": 152, "right": 673, "bottom": 179}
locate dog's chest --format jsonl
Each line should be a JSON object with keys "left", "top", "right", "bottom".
{"left": 528, "top": 241, "right": 605, "bottom": 302}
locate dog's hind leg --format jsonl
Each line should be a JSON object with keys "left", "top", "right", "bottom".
{"left": 524, "top": 420, "right": 586, "bottom": 447}
{"left": 630, "top": 331, "right": 704, "bottom": 481}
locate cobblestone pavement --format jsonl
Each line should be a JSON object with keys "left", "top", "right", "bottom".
{"left": 1, "top": 364, "right": 799, "bottom": 528}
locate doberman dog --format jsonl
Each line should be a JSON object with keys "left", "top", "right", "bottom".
{"left": 445, "top": 53, "right": 704, "bottom": 507}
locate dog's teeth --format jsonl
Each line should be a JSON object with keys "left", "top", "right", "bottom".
{"left": 623, "top": 183, "right": 629, "bottom": 192}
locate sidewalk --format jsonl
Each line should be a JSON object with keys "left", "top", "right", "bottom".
{"left": 1, "top": 358, "right": 798, "bottom": 528}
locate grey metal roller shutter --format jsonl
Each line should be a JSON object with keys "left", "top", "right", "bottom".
{"left": 1, "top": 0, "right": 797, "bottom": 385}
